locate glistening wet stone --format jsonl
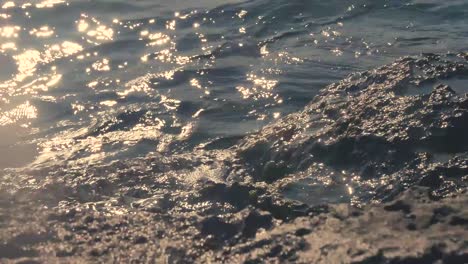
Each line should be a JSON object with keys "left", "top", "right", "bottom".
{"left": 0, "top": 53, "right": 467, "bottom": 263}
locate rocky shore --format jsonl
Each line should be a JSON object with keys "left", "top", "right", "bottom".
{"left": 1, "top": 53, "right": 467, "bottom": 263}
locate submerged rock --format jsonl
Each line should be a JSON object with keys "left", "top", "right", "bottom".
{"left": 0, "top": 53, "right": 467, "bottom": 263}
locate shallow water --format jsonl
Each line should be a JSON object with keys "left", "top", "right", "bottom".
{"left": 0, "top": 0, "right": 467, "bottom": 182}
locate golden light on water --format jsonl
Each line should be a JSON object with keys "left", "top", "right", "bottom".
{"left": 45, "top": 73, "right": 62, "bottom": 87}
{"left": 1, "top": 2, "right": 15, "bottom": 9}
{"left": 190, "top": 78, "right": 202, "bottom": 89}
{"left": 147, "top": 32, "right": 170, "bottom": 46}
{"left": 92, "top": 58, "right": 111, "bottom": 72}
{"left": 35, "top": 0, "right": 65, "bottom": 9}
{"left": 160, "top": 95, "right": 181, "bottom": 110}
{"left": 100, "top": 100, "right": 117, "bottom": 107}
{"left": 77, "top": 15, "right": 114, "bottom": 43}
{"left": 166, "top": 20, "right": 176, "bottom": 30}
{"left": 29, "top": 26, "right": 54, "bottom": 38}
{"left": 192, "top": 109, "right": 204, "bottom": 118}
{"left": 236, "top": 73, "right": 279, "bottom": 100}
{"left": 77, "top": 19, "right": 89, "bottom": 32}
{"left": 248, "top": 73, "right": 278, "bottom": 90}
{"left": 237, "top": 10, "right": 248, "bottom": 19}
{"left": 0, "top": 101, "right": 37, "bottom": 126}
{"left": 0, "top": 26, "right": 20, "bottom": 38}
{"left": 86, "top": 25, "right": 114, "bottom": 41}
{"left": 1, "top": 42, "right": 16, "bottom": 51}
{"left": 0, "top": 2, "right": 304, "bottom": 170}
{"left": 260, "top": 45, "right": 269, "bottom": 56}
{"left": 10, "top": 41, "right": 82, "bottom": 85}
{"left": 331, "top": 48, "right": 343, "bottom": 56}
{"left": 58, "top": 41, "right": 83, "bottom": 55}
{"left": 14, "top": 49, "right": 42, "bottom": 81}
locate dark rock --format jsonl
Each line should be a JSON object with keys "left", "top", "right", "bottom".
{"left": 242, "top": 211, "right": 273, "bottom": 237}
{"left": 294, "top": 228, "right": 312, "bottom": 236}
{"left": 450, "top": 216, "right": 468, "bottom": 226}
{"left": 0, "top": 243, "right": 38, "bottom": 259}
{"left": 383, "top": 200, "right": 411, "bottom": 214}
{"left": 201, "top": 216, "right": 238, "bottom": 241}
{"left": 134, "top": 236, "right": 148, "bottom": 244}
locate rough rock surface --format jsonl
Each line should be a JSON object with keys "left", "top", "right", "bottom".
{"left": 1, "top": 53, "right": 467, "bottom": 263}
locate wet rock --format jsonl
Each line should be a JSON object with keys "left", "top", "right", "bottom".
{"left": 242, "top": 210, "right": 273, "bottom": 237}
{"left": 262, "top": 161, "right": 289, "bottom": 183}
{"left": 133, "top": 235, "right": 148, "bottom": 244}
{"left": 198, "top": 181, "right": 256, "bottom": 208}
{"left": 55, "top": 245, "right": 76, "bottom": 257}
{"left": 0, "top": 243, "right": 38, "bottom": 259}
{"left": 256, "top": 196, "right": 310, "bottom": 220}
{"left": 294, "top": 228, "right": 311, "bottom": 236}
{"left": 430, "top": 206, "right": 455, "bottom": 225}
{"left": 295, "top": 187, "right": 468, "bottom": 263}
{"left": 384, "top": 200, "right": 411, "bottom": 214}
{"left": 1, "top": 53, "right": 467, "bottom": 263}
{"left": 201, "top": 216, "right": 238, "bottom": 240}
{"left": 450, "top": 216, "right": 468, "bottom": 226}
{"left": 238, "top": 53, "right": 468, "bottom": 204}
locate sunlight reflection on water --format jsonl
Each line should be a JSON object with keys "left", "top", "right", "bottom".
{"left": 0, "top": 0, "right": 467, "bottom": 170}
